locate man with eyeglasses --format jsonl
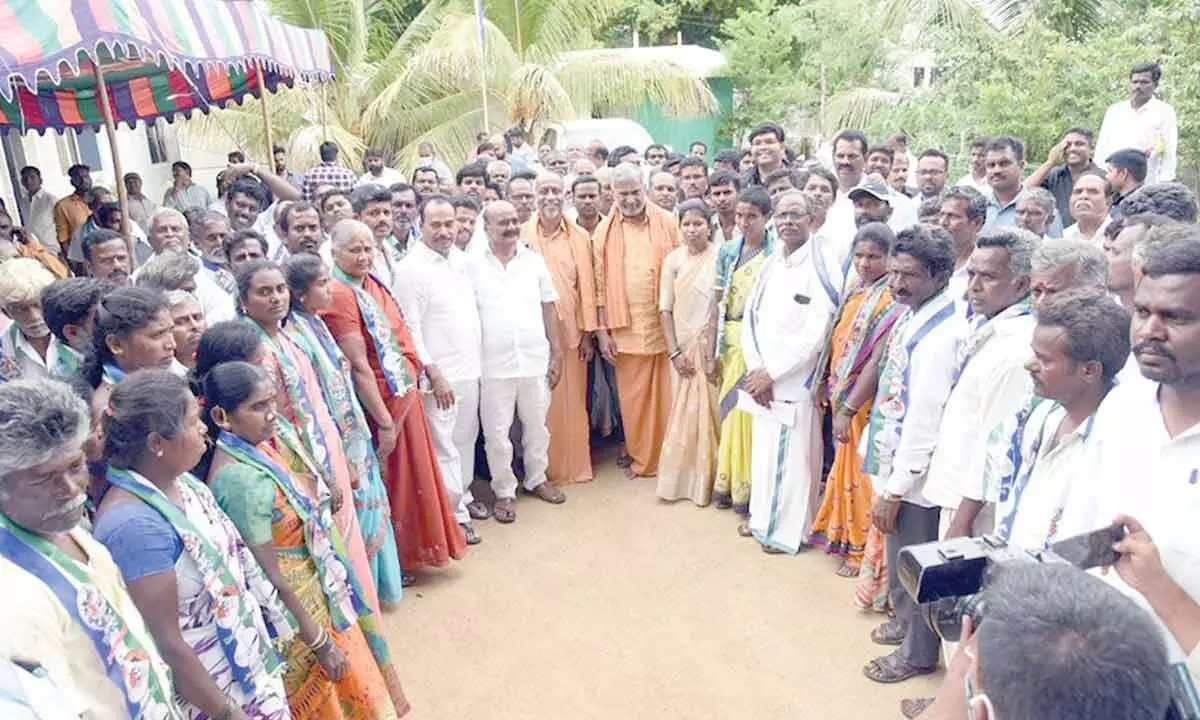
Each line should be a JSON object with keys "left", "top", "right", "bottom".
{"left": 916, "top": 149, "right": 950, "bottom": 204}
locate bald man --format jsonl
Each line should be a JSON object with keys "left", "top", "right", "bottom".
{"left": 523, "top": 172, "right": 598, "bottom": 485}
{"left": 593, "top": 163, "right": 682, "bottom": 477}
{"left": 650, "top": 171, "right": 679, "bottom": 212}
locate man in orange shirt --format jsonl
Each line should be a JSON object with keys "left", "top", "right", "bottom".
{"left": 52, "top": 165, "right": 92, "bottom": 256}
{"left": 523, "top": 172, "right": 598, "bottom": 485}
{"left": 594, "top": 163, "right": 681, "bottom": 477}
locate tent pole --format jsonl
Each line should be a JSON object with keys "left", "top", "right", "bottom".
{"left": 257, "top": 61, "right": 275, "bottom": 160}
{"left": 93, "top": 60, "right": 137, "bottom": 269}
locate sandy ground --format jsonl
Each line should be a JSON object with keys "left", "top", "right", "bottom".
{"left": 383, "top": 455, "right": 942, "bottom": 720}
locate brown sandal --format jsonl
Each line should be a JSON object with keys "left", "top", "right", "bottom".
{"left": 863, "top": 651, "right": 935, "bottom": 684}
{"left": 528, "top": 483, "right": 566, "bottom": 504}
{"left": 901, "top": 697, "right": 935, "bottom": 719}
{"left": 493, "top": 498, "right": 516, "bottom": 523}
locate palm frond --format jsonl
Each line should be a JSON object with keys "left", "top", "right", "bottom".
{"left": 824, "top": 86, "right": 903, "bottom": 134}
{"left": 878, "top": 0, "right": 985, "bottom": 35}
{"left": 368, "top": 0, "right": 455, "bottom": 96}
{"left": 507, "top": 63, "right": 575, "bottom": 123}
{"left": 288, "top": 121, "right": 367, "bottom": 170}
{"left": 982, "top": 0, "right": 1107, "bottom": 38}
{"left": 554, "top": 54, "right": 716, "bottom": 118}
{"left": 506, "top": 0, "right": 623, "bottom": 58}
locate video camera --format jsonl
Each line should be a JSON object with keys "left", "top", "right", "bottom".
{"left": 897, "top": 525, "right": 1200, "bottom": 720}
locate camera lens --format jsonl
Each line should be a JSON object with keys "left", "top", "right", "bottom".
{"left": 922, "top": 594, "right": 986, "bottom": 642}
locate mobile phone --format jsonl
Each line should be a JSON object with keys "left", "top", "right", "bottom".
{"left": 1049, "top": 523, "right": 1124, "bottom": 570}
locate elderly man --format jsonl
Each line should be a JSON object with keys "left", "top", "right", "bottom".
{"left": 594, "top": 163, "right": 682, "bottom": 477}
{"left": 1062, "top": 173, "right": 1111, "bottom": 244}
{"left": 189, "top": 210, "right": 234, "bottom": 294}
{"left": 923, "top": 229, "right": 1039, "bottom": 542}
{"left": 487, "top": 160, "right": 512, "bottom": 195}
{"left": 138, "top": 210, "right": 236, "bottom": 324}
{"left": 0, "top": 377, "right": 180, "bottom": 719}
{"left": 1015, "top": 188, "right": 1057, "bottom": 237}
{"left": 465, "top": 201, "right": 566, "bottom": 522}
{"left": 742, "top": 191, "right": 838, "bottom": 554}
{"left": 1027, "top": 239, "right": 1108, "bottom": 309}
{"left": 393, "top": 197, "right": 487, "bottom": 543}
{"left": 524, "top": 172, "right": 598, "bottom": 486}
{"left": 0, "top": 260, "right": 74, "bottom": 382}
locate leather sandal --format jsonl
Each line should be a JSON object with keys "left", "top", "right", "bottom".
{"left": 493, "top": 498, "right": 516, "bottom": 523}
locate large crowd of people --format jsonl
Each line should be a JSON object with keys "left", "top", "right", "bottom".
{"left": 0, "top": 59, "right": 1196, "bottom": 720}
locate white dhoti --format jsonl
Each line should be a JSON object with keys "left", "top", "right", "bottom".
{"left": 424, "top": 378, "right": 481, "bottom": 523}
{"left": 747, "top": 396, "right": 823, "bottom": 554}
{"left": 481, "top": 376, "right": 551, "bottom": 499}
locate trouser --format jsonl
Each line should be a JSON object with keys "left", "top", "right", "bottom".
{"left": 423, "top": 379, "right": 480, "bottom": 524}
{"left": 481, "top": 376, "right": 551, "bottom": 500}
{"left": 886, "top": 501, "right": 942, "bottom": 670}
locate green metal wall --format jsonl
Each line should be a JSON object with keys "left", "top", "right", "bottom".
{"left": 634, "top": 77, "right": 734, "bottom": 160}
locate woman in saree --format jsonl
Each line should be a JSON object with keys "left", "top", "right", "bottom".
{"left": 83, "top": 285, "right": 178, "bottom": 412}
{"left": 93, "top": 369, "right": 294, "bottom": 720}
{"left": 283, "top": 253, "right": 405, "bottom": 608}
{"left": 235, "top": 260, "right": 380, "bottom": 614}
{"left": 708, "top": 187, "right": 775, "bottom": 525}
{"left": 657, "top": 200, "right": 719, "bottom": 506}
{"left": 809, "top": 223, "right": 905, "bottom": 578}
{"left": 318, "top": 220, "right": 465, "bottom": 576}
{"left": 201, "top": 361, "right": 410, "bottom": 718}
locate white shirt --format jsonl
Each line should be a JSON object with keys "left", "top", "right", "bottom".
{"left": 986, "top": 399, "right": 1097, "bottom": 550}
{"left": 956, "top": 172, "right": 990, "bottom": 193}
{"left": 886, "top": 191, "right": 919, "bottom": 233}
{"left": 2, "top": 331, "right": 72, "bottom": 380}
{"left": 740, "top": 242, "right": 837, "bottom": 401}
{"left": 392, "top": 243, "right": 483, "bottom": 383}
{"left": 463, "top": 243, "right": 559, "bottom": 379}
{"left": 23, "top": 189, "right": 59, "bottom": 255}
{"left": 820, "top": 196, "right": 858, "bottom": 270}
{"left": 1095, "top": 96, "right": 1178, "bottom": 183}
{"left": 1059, "top": 379, "right": 1200, "bottom": 661}
{"left": 924, "top": 307, "right": 1035, "bottom": 509}
{"left": 880, "top": 291, "right": 960, "bottom": 506}
{"left": 1061, "top": 216, "right": 1111, "bottom": 246}
{"left": 357, "top": 167, "right": 405, "bottom": 188}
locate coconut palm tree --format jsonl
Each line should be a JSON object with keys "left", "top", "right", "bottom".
{"left": 190, "top": 0, "right": 715, "bottom": 172}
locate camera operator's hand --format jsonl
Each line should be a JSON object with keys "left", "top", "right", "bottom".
{"left": 871, "top": 493, "right": 901, "bottom": 534}
{"left": 921, "top": 615, "right": 977, "bottom": 720}
{"left": 1110, "top": 514, "right": 1170, "bottom": 594}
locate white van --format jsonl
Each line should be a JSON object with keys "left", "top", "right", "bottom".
{"left": 539, "top": 118, "right": 656, "bottom": 155}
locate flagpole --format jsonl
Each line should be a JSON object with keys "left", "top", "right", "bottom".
{"left": 475, "top": 0, "right": 490, "bottom": 132}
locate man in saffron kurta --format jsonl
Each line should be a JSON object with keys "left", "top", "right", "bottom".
{"left": 594, "top": 163, "right": 681, "bottom": 477}
{"left": 320, "top": 219, "right": 467, "bottom": 573}
{"left": 523, "top": 172, "right": 599, "bottom": 484}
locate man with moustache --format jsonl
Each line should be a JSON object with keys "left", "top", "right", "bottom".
{"left": 1057, "top": 225, "right": 1200, "bottom": 666}
{"left": 135, "top": 209, "right": 236, "bottom": 325}
{"left": 465, "top": 201, "right": 566, "bottom": 522}
{"left": 81, "top": 230, "right": 131, "bottom": 285}
{"left": 650, "top": 172, "right": 679, "bottom": 212}
{"left": 350, "top": 185, "right": 399, "bottom": 287}
{"left": 594, "top": 164, "right": 682, "bottom": 478}
{"left": 457, "top": 162, "right": 489, "bottom": 203}
{"left": 709, "top": 170, "right": 742, "bottom": 245}
{"left": 677, "top": 156, "right": 709, "bottom": 201}
{"left": 924, "top": 228, "right": 1038, "bottom": 542}
{"left": 412, "top": 167, "right": 441, "bottom": 198}
{"left": 938, "top": 186, "right": 988, "bottom": 309}
{"left": 914, "top": 149, "right": 950, "bottom": 204}
{"left": 523, "top": 172, "right": 598, "bottom": 486}
{"left": 982, "top": 136, "right": 1028, "bottom": 232}
{"left": 1096, "top": 62, "right": 1178, "bottom": 184}
{"left": 188, "top": 211, "right": 233, "bottom": 293}
{"left": 393, "top": 197, "right": 487, "bottom": 543}
{"left": 0, "top": 378, "right": 181, "bottom": 719}
{"left": 861, "top": 225, "right": 959, "bottom": 687}
{"left": 0, "top": 260, "right": 73, "bottom": 382}
{"left": 1105, "top": 148, "right": 1148, "bottom": 220}
{"left": 1024, "top": 127, "right": 1101, "bottom": 228}
{"left": 280, "top": 202, "right": 323, "bottom": 257}
{"left": 569, "top": 175, "right": 603, "bottom": 236}
{"left": 507, "top": 173, "right": 538, "bottom": 225}
{"left": 386, "top": 182, "right": 420, "bottom": 264}
{"left": 741, "top": 191, "right": 838, "bottom": 554}
{"left": 41, "top": 278, "right": 112, "bottom": 374}
{"left": 983, "top": 288, "right": 1129, "bottom": 552}
{"left": 1015, "top": 188, "right": 1057, "bottom": 238}
{"left": 1061, "top": 173, "right": 1111, "bottom": 244}
{"left": 594, "top": 167, "right": 615, "bottom": 217}
{"left": 826, "top": 129, "right": 869, "bottom": 255}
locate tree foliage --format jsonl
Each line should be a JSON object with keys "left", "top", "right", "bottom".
{"left": 869, "top": 0, "right": 1200, "bottom": 174}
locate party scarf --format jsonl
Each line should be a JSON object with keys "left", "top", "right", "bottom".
{"left": 248, "top": 319, "right": 338, "bottom": 487}
{"left": 329, "top": 266, "right": 414, "bottom": 397}
{"left": 102, "top": 362, "right": 127, "bottom": 386}
{"left": 216, "top": 431, "right": 367, "bottom": 631}
{"left": 104, "top": 468, "right": 295, "bottom": 696}
{"left": 0, "top": 515, "right": 181, "bottom": 719}
{"left": 0, "top": 325, "right": 82, "bottom": 382}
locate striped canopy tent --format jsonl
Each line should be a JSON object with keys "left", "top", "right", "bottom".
{"left": 0, "top": 0, "right": 334, "bottom": 133}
